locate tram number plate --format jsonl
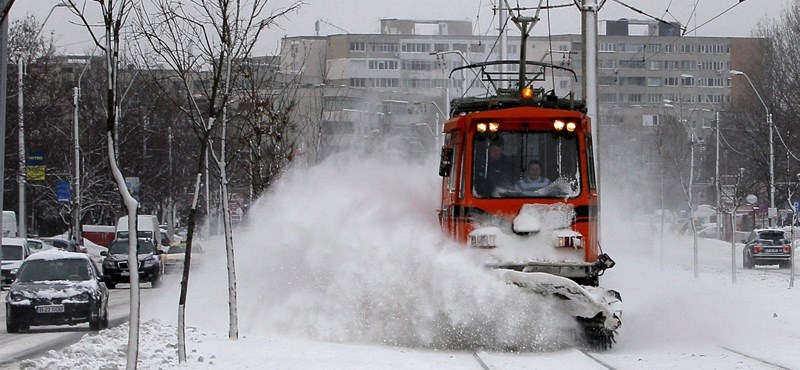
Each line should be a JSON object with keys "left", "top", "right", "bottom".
{"left": 36, "top": 305, "right": 65, "bottom": 314}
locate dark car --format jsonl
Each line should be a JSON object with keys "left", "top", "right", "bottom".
{"left": 101, "top": 238, "right": 164, "bottom": 289}
{"left": 5, "top": 249, "right": 109, "bottom": 332}
{"left": 742, "top": 228, "right": 793, "bottom": 269}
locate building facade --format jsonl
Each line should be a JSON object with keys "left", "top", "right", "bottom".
{"left": 277, "top": 18, "right": 761, "bottom": 209}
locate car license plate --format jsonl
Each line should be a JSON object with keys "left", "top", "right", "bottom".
{"left": 764, "top": 248, "right": 782, "bottom": 254}
{"left": 36, "top": 305, "right": 65, "bottom": 314}
{"left": 121, "top": 271, "right": 130, "bottom": 276}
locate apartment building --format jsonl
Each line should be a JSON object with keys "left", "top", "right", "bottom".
{"left": 278, "top": 18, "right": 761, "bottom": 203}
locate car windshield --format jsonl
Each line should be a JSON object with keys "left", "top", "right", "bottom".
{"left": 1, "top": 245, "right": 23, "bottom": 260}
{"left": 167, "top": 245, "right": 186, "bottom": 254}
{"left": 16, "top": 259, "right": 91, "bottom": 282}
{"left": 117, "top": 231, "right": 154, "bottom": 239}
{"left": 26, "top": 240, "right": 43, "bottom": 251}
{"left": 757, "top": 231, "right": 786, "bottom": 245}
{"left": 109, "top": 240, "right": 154, "bottom": 255}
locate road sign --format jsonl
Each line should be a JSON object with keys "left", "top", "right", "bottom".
{"left": 794, "top": 201, "right": 799, "bottom": 211}
{"left": 56, "top": 181, "right": 70, "bottom": 203}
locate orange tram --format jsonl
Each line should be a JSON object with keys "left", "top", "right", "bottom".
{"left": 435, "top": 60, "right": 621, "bottom": 349}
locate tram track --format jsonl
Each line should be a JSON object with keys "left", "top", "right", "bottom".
{"left": 719, "top": 345, "right": 793, "bottom": 370}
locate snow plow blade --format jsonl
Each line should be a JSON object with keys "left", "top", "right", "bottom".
{"left": 495, "top": 270, "right": 622, "bottom": 350}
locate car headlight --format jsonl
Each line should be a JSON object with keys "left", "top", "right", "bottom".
{"left": 70, "top": 292, "right": 91, "bottom": 303}
{"left": 10, "top": 268, "right": 18, "bottom": 276}
{"left": 143, "top": 257, "right": 158, "bottom": 267}
{"left": 103, "top": 261, "right": 115, "bottom": 269}
{"left": 9, "top": 291, "right": 27, "bottom": 303}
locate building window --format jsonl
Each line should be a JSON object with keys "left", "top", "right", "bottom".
{"left": 350, "top": 42, "right": 365, "bottom": 52}
{"left": 350, "top": 78, "right": 366, "bottom": 87}
{"left": 642, "top": 114, "right": 659, "bottom": 126}
{"left": 647, "top": 93, "right": 663, "bottom": 103}
{"left": 599, "top": 93, "right": 617, "bottom": 103}
{"left": 599, "top": 76, "right": 617, "bottom": 86}
{"left": 433, "top": 43, "right": 449, "bottom": 52}
{"left": 402, "top": 43, "right": 431, "bottom": 53}
{"left": 401, "top": 60, "right": 435, "bottom": 71}
{"left": 664, "top": 61, "right": 680, "bottom": 70}
{"left": 599, "top": 43, "right": 616, "bottom": 52}
{"left": 647, "top": 60, "right": 661, "bottom": 70}
{"left": 453, "top": 43, "right": 467, "bottom": 53}
{"left": 664, "top": 77, "right": 678, "bottom": 86}
{"left": 368, "top": 43, "right": 398, "bottom": 52}
{"left": 627, "top": 94, "right": 643, "bottom": 103}
{"left": 368, "top": 60, "right": 398, "bottom": 70}
{"left": 599, "top": 60, "right": 615, "bottom": 69}
{"left": 644, "top": 44, "right": 661, "bottom": 53}
{"left": 647, "top": 77, "right": 661, "bottom": 87}
{"left": 619, "top": 60, "right": 645, "bottom": 69}
{"left": 369, "top": 78, "right": 399, "bottom": 88}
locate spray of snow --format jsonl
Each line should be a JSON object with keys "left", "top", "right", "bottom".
{"left": 166, "top": 148, "right": 579, "bottom": 351}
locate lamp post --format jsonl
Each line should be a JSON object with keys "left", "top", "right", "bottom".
{"left": 429, "top": 50, "right": 471, "bottom": 95}
{"left": 730, "top": 69, "right": 774, "bottom": 227}
{"left": 16, "top": 4, "right": 68, "bottom": 238}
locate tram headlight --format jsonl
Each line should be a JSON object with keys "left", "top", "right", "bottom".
{"left": 553, "top": 120, "right": 565, "bottom": 130}
{"left": 553, "top": 230, "right": 583, "bottom": 249}
{"left": 477, "top": 123, "right": 487, "bottom": 132}
{"left": 566, "top": 121, "right": 577, "bottom": 132}
{"left": 469, "top": 233, "right": 497, "bottom": 249}
{"left": 488, "top": 122, "right": 499, "bottom": 132}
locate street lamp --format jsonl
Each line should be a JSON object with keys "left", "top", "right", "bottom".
{"left": 17, "top": 3, "right": 68, "bottom": 238}
{"left": 729, "top": 69, "right": 774, "bottom": 227}
{"left": 429, "top": 50, "right": 475, "bottom": 95}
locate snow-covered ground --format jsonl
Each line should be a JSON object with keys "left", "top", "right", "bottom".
{"left": 13, "top": 152, "right": 800, "bottom": 369}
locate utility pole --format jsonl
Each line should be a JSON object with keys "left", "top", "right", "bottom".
{"left": 1, "top": 0, "right": 11, "bottom": 257}
{"left": 17, "top": 60, "right": 25, "bottom": 238}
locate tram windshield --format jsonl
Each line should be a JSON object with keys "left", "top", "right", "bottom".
{"left": 472, "top": 131, "right": 580, "bottom": 198}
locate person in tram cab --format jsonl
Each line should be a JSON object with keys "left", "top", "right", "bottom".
{"left": 516, "top": 159, "right": 551, "bottom": 194}
{"left": 474, "top": 136, "right": 513, "bottom": 197}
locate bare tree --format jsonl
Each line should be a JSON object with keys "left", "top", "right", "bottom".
{"left": 63, "top": 1, "right": 142, "bottom": 369}
{"left": 132, "top": 0, "right": 301, "bottom": 362}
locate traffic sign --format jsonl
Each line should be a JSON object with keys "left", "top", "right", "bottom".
{"left": 794, "top": 201, "right": 799, "bottom": 211}
{"left": 56, "top": 181, "right": 70, "bottom": 203}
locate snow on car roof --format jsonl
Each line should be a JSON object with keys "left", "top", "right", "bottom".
{"left": 25, "top": 248, "right": 91, "bottom": 261}
{"left": 2, "top": 237, "right": 28, "bottom": 246}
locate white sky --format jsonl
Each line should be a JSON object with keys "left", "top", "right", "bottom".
{"left": 7, "top": 0, "right": 795, "bottom": 55}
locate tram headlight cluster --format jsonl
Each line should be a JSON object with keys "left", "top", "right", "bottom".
{"left": 553, "top": 119, "right": 577, "bottom": 132}
{"left": 476, "top": 122, "right": 500, "bottom": 133}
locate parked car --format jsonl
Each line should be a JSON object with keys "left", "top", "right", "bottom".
{"left": 163, "top": 242, "right": 203, "bottom": 274}
{"left": 1, "top": 238, "right": 32, "bottom": 286}
{"left": 25, "top": 238, "right": 55, "bottom": 254}
{"left": 742, "top": 228, "right": 793, "bottom": 269}
{"left": 101, "top": 238, "right": 164, "bottom": 289}
{"left": 5, "top": 249, "right": 109, "bottom": 332}
{"left": 41, "top": 237, "right": 87, "bottom": 254}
